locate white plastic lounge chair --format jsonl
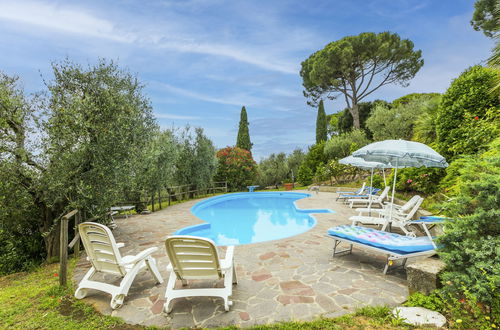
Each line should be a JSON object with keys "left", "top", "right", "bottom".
{"left": 326, "top": 225, "right": 437, "bottom": 274}
{"left": 75, "top": 222, "right": 163, "bottom": 309}
{"left": 350, "top": 196, "right": 424, "bottom": 236}
{"left": 347, "top": 186, "right": 390, "bottom": 208}
{"left": 164, "top": 235, "right": 237, "bottom": 313}
{"left": 335, "top": 182, "right": 366, "bottom": 201}
{"left": 355, "top": 195, "right": 422, "bottom": 217}
{"left": 339, "top": 187, "right": 380, "bottom": 204}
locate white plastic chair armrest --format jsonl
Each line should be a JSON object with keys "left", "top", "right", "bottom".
{"left": 116, "top": 243, "right": 125, "bottom": 248}
{"left": 220, "top": 246, "right": 235, "bottom": 270}
{"left": 121, "top": 247, "right": 158, "bottom": 265}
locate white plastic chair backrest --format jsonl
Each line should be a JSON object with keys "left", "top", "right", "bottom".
{"left": 79, "top": 222, "right": 125, "bottom": 276}
{"left": 358, "top": 182, "right": 366, "bottom": 194}
{"left": 400, "top": 195, "right": 422, "bottom": 213}
{"left": 400, "top": 197, "right": 424, "bottom": 221}
{"left": 376, "top": 186, "right": 391, "bottom": 201}
{"left": 165, "top": 236, "right": 222, "bottom": 281}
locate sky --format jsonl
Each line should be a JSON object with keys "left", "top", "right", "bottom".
{"left": 0, "top": 0, "right": 494, "bottom": 160}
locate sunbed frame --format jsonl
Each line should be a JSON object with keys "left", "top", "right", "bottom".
{"left": 326, "top": 234, "right": 437, "bottom": 275}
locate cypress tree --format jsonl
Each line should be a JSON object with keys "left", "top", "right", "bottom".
{"left": 316, "top": 100, "right": 327, "bottom": 143}
{"left": 236, "top": 106, "right": 252, "bottom": 151}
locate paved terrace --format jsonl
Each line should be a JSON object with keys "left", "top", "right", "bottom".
{"left": 73, "top": 190, "right": 414, "bottom": 328}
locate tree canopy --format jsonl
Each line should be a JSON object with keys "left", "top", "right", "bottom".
{"left": 236, "top": 106, "right": 252, "bottom": 152}
{"left": 300, "top": 32, "right": 423, "bottom": 129}
{"left": 470, "top": 0, "right": 498, "bottom": 37}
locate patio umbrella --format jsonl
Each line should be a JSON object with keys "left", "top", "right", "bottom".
{"left": 352, "top": 139, "right": 448, "bottom": 227}
{"left": 339, "top": 156, "right": 388, "bottom": 211}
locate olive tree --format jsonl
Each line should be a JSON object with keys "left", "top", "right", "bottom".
{"left": 1, "top": 59, "right": 157, "bottom": 260}
{"left": 301, "top": 32, "right": 423, "bottom": 129}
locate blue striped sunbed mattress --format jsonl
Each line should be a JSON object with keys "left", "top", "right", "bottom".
{"left": 327, "top": 225, "right": 434, "bottom": 254}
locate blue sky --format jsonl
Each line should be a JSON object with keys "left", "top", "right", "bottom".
{"left": 0, "top": 0, "right": 494, "bottom": 160}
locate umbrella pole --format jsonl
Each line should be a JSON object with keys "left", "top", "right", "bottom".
{"left": 383, "top": 160, "right": 398, "bottom": 231}
{"left": 382, "top": 169, "right": 387, "bottom": 186}
{"left": 368, "top": 167, "right": 374, "bottom": 215}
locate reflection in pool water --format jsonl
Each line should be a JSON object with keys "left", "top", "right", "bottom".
{"left": 175, "top": 192, "right": 333, "bottom": 246}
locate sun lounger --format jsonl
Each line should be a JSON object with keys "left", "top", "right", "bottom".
{"left": 338, "top": 188, "right": 380, "bottom": 203}
{"left": 326, "top": 225, "right": 437, "bottom": 274}
{"left": 164, "top": 235, "right": 237, "bottom": 313}
{"left": 335, "top": 182, "right": 366, "bottom": 201}
{"left": 351, "top": 196, "right": 424, "bottom": 236}
{"left": 347, "top": 186, "right": 390, "bottom": 208}
{"left": 75, "top": 222, "right": 163, "bottom": 309}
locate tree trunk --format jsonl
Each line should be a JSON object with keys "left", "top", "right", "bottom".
{"left": 350, "top": 103, "right": 361, "bottom": 129}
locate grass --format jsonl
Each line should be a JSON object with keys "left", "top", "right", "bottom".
{"left": 0, "top": 259, "right": 133, "bottom": 329}
{"left": 0, "top": 261, "right": 437, "bottom": 330}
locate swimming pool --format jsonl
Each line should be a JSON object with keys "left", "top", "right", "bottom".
{"left": 175, "top": 192, "right": 333, "bottom": 245}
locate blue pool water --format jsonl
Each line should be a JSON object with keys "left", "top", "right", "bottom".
{"left": 175, "top": 192, "right": 333, "bottom": 246}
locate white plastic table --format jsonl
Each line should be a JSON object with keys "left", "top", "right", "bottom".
{"left": 110, "top": 205, "right": 135, "bottom": 219}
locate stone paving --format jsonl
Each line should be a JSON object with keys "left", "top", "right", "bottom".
{"left": 73, "top": 190, "right": 420, "bottom": 328}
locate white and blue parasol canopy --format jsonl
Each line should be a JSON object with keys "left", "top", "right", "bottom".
{"left": 339, "top": 156, "right": 388, "bottom": 170}
{"left": 352, "top": 139, "right": 448, "bottom": 168}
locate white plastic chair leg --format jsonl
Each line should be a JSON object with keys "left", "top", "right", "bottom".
{"left": 145, "top": 257, "right": 164, "bottom": 284}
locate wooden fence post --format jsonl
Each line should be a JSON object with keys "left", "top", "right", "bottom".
{"left": 151, "top": 192, "right": 155, "bottom": 212}
{"left": 59, "top": 216, "right": 69, "bottom": 286}
{"left": 158, "top": 190, "right": 162, "bottom": 210}
{"left": 74, "top": 211, "right": 81, "bottom": 259}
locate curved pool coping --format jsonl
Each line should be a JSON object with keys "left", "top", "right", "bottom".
{"left": 174, "top": 192, "right": 334, "bottom": 241}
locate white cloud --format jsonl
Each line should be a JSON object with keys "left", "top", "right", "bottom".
{"left": 154, "top": 113, "right": 200, "bottom": 120}
{"left": 0, "top": 0, "right": 131, "bottom": 42}
{"left": 0, "top": 0, "right": 298, "bottom": 74}
{"left": 155, "top": 82, "right": 267, "bottom": 107}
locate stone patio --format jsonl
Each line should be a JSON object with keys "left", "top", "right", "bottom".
{"left": 73, "top": 190, "right": 418, "bottom": 328}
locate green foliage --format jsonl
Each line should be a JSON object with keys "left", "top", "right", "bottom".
{"left": 286, "top": 148, "right": 306, "bottom": 182}
{"left": 366, "top": 95, "right": 436, "bottom": 141}
{"left": 370, "top": 174, "right": 385, "bottom": 189}
{"left": 336, "top": 100, "right": 388, "bottom": 137}
{"left": 315, "top": 100, "right": 327, "bottom": 143}
{"left": 471, "top": 0, "right": 498, "bottom": 37}
{"left": 0, "top": 262, "right": 126, "bottom": 329}
{"left": 301, "top": 31, "right": 423, "bottom": 128}
{"left": 174, "top": 126, "right": 217, "bottom": 189}
{"left": 324, "top": 129, "right": 370, "bottom": 161}
{"left": 391, "top": 92, "right": 441, "bottom": 108}
{"left": 404, "top": 292, "right": 445, "bottom": 312}
{"left": 321, "top": 160, "right": 357, "bottom": 185}
{"left": 388, "top": 167, "right": 446, "bottom": 195}
{"left": 258, "top": 153, "right": 289, "bottom": 188}
{"left": 405, "top": 290, "right": 498, "bottom": 329}
{"left": 236, "top": 106, "right": 252, "bottom": 152}
{"left": 412, "top": 94, "right": 442, "bottom": 145}
{"left": 437, "top": 137, "right": 500, "bottom": 308}
{"left": 297, "top": 163, "right": 313, "bottom": 186}
{"left": 436, "top": 65, "right": 500, "bottom": 159}
{"left": 214, "top": 146, "right": 257, "bottom": 191}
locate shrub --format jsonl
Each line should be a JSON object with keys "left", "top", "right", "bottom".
{"left": 324, "top": 129, "right": 370, "bottom": 160}
{"left": 214, "top": 146, "right": 257, "bottom": 191}
{"left": 370, "top": 174, "right": 385, "bottom": 189}
{"left": 388, "top": 167, "right": 446, "bottom": 195}
{"left": 437, "top": 137, "right": 500, "bottom": 309}
{"left": 297, "top": 163, "right": 314, "bottom": 186}
{"left": 366, "top": 95, "right": 435, "bottom": 141}
{"left": 436, "top": 65, "right": 500, "bottom": 159}
{"left": 405, "top": 291, "right": 498, "bottom": 329}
